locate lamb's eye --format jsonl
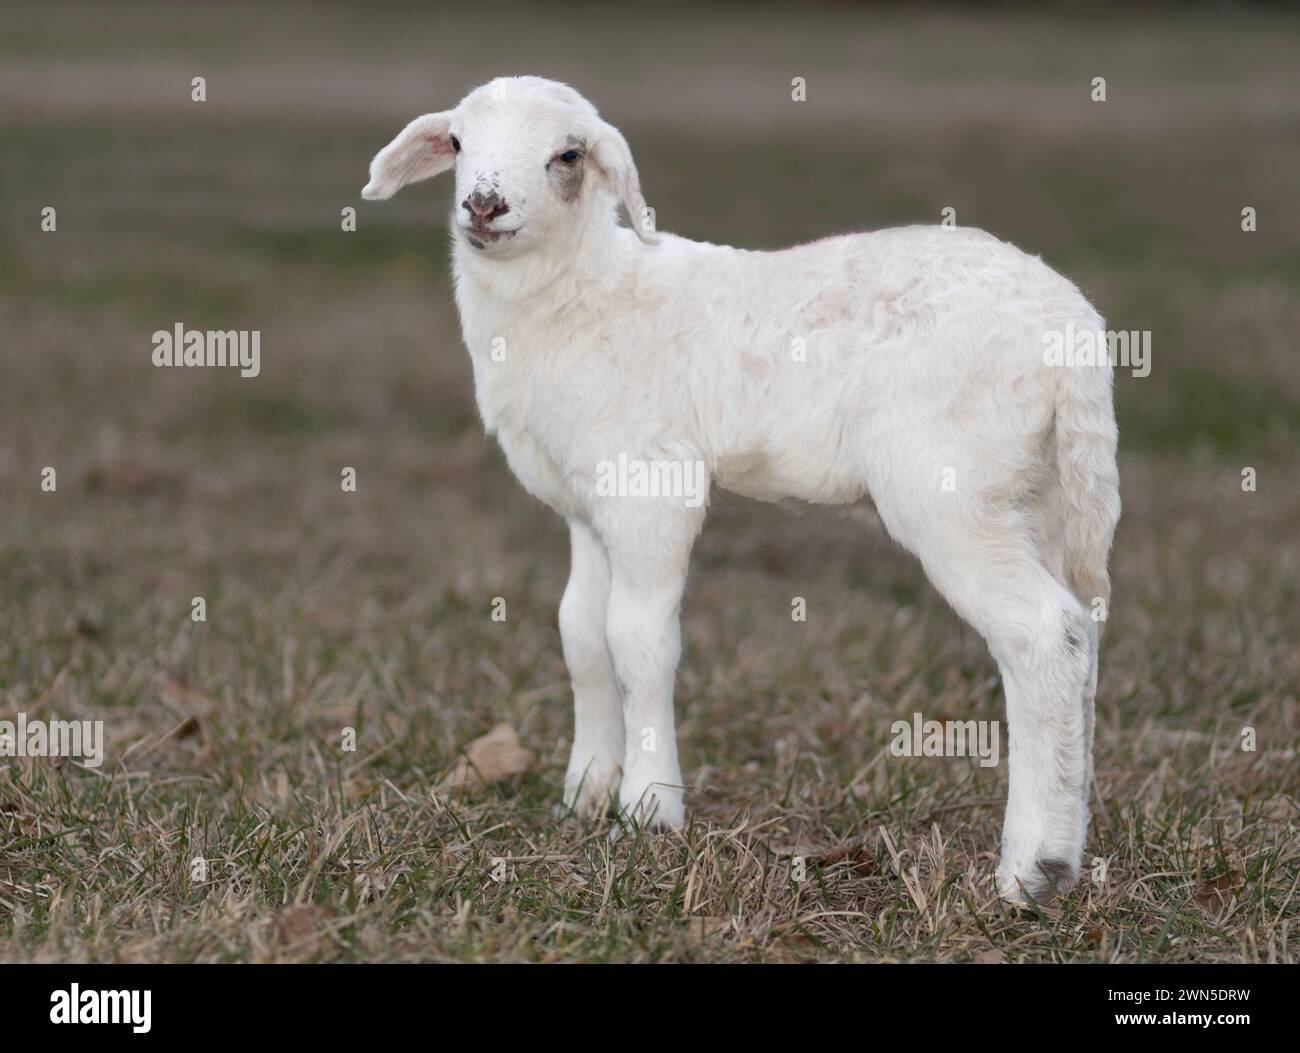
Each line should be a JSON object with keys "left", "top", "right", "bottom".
{"left": 558, "top": 150, "right": 580, "bottom": 163}
{"left": 450, "top": 135, "right": 461, "bottom": 153}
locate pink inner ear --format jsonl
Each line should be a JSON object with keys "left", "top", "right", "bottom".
{"left": 422, "top": 134, "right": 454, "bottom": 158}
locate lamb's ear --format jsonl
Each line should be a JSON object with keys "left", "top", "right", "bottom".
{"left": 590, "top": 120, "right": 659, "bottom": 244}
{"left": 361, "top": 112, "right": 455, "bottom": 201}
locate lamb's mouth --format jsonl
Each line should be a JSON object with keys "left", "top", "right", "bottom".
{"left": 463, "top": 225, "right": 521, "bottom": 249}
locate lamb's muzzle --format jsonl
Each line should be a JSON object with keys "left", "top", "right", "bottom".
{"left": 463, "top": 188, "right": 508, "bottom": 222}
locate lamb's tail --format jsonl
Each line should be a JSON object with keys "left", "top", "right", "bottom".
{"left": 1054, "top": 313, "right": 1121, "bottom": 621}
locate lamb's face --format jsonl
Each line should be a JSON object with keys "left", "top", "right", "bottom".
{"left": 447, "top": 82, "right": 600, "bottom": 257}
{"left": 362, "top": 77, "right": 656, "bottom": 260}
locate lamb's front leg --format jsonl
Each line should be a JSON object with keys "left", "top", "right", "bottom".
{"left": 559, "top": 520, "right": 624, "bottom": 815}
{"left": 600, "top": 514, "right": 699, "bottom": 829}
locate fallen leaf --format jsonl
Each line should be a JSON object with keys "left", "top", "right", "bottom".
{"left": 442, "top": 723, "right": 535, "bottom": 790}
{"left": 156, "top": 675, "right": 219, "bottom": 718}
{"left": 1195, "top": 871, "right": 1240, "bottom": 907}
{"left": 686, "top": 916, "right": 729, "bottom": 940}
{"left": 764, "top": 838, "right": 874, "bottom": 873}
{"left": 814, "top": 842, "right": 875, "bottom": 872}
{"left": 269, "top": 904, "right": 335, "bottom": 961}
{"left": 342, "top": 775, "right": 376, "bottom": 802}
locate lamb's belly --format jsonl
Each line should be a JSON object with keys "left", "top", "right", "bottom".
{"left": 714, "top": 443, "right": 866, "bottom": 506}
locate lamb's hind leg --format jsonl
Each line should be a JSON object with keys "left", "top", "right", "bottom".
{"left": 1033, "top": 482, "right": 1102, "bottom": 869}
{"left": 912, "top": 524, "right": 1093, "bottom": 901}
{"left": 992, "top": 591, "right": 1093, "bottom": 902}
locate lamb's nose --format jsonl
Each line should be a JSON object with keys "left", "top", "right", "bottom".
{"left": 463, "top": 189, "right": 508, "bottom": 220}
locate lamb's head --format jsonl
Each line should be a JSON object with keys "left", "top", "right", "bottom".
{"left": 362, "top": 76, "right": 656, "bottom": 258}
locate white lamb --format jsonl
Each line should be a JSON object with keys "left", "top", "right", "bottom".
{"left": 362, "top": 76, "right": 1120, "bottom": 902}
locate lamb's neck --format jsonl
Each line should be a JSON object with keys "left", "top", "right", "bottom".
{"left": 453, "top": 221, "right": 639, "bottom": 320}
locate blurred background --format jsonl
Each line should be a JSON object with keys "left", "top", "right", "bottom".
{"left": 1, "top": 2, "right": 1297, "bottom": 962}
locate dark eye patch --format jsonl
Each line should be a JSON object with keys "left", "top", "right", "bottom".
{"left": 547, "top": 137, "right": 588, "bottom": 202}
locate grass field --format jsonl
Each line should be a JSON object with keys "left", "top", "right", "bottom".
{"left": 1, "top": 2, "right": 1298, "bottom": 962}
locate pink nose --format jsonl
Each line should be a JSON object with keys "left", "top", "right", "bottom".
{"left": 463, "top": 189, "right": 508, "bottom": 221}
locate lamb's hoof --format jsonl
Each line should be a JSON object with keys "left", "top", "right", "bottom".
{"left": 560, "top": 760, "right": 621, "bottom": 820}
{"left": 552, "top": 799, "right": 614, "bottom": 822}
{"left": 615, "top": 780, "right": 685, "bottom": 834}
{"left": 998, "top": 858, "right": 1079, "bottom": 904}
